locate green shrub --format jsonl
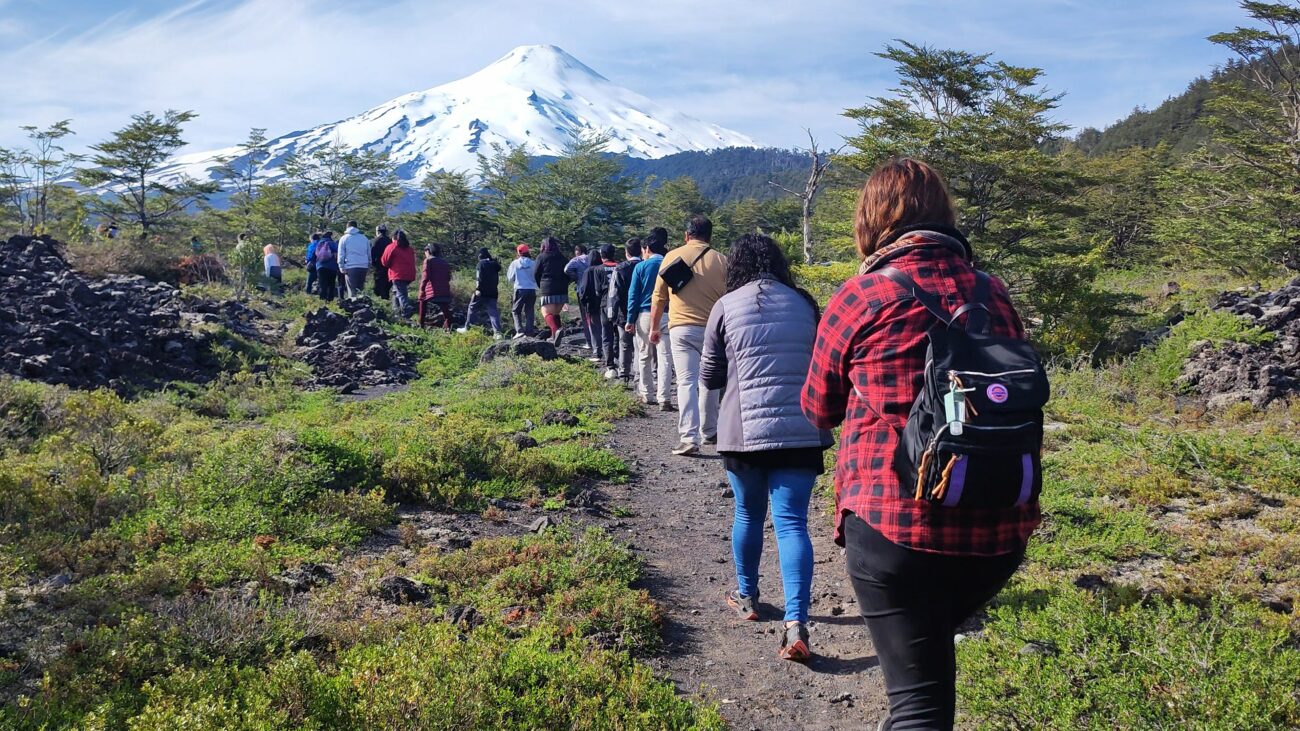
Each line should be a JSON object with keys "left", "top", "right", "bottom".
{"left": 959, "top": 586, "right": 1300, "bottom": 729}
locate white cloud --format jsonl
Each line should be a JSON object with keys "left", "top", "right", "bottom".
{"left": 0, "top": 0, "right": 1251, "bottom": 155}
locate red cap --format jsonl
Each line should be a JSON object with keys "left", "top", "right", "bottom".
{"left": 516, "top": 244, "right": 530, "bottom": 254}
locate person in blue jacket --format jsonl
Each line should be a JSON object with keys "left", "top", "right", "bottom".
{"left": 625, "top": 227, "right": 673, "bottom": 409}
{"left": 304, "top": 232, "right": 321, "bottom": 294}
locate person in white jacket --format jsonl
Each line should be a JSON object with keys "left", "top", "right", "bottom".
{"left": 337, "top": 221, "right": 372, "bottom": 299}
{"left": 506, "top": 244, "right": 538, "bottom": 337}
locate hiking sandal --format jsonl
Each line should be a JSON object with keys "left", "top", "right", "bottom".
{"left": 779, "top": 621, "right": 811, "bottom": 662}
{"left": 725, "top": 589, "right": 758, "bottom": 621}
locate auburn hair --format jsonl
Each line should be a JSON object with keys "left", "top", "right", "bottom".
{"left": 854, "top": 158, "right": 956, "bottom": 259}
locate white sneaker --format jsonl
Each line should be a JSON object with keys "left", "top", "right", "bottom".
{"left": 456, "top": 327, "right": 469, "bottom": 333}
{"left": 603, "top": 368, "right": 618, "bottom": 379}
{"left": 588, "top": 357, "right": 603, "bottom": 363}
{"left": 672, "top": 442, "right": 699, "bottom": 456}
{"left": 580, "top": 344, "right": 591, "bottom": 350}
{"left": 513, "top": 333, "right": 525, "bottom": 339}
{"left": 493, "top": 332, "right": 504, "bottom": 340}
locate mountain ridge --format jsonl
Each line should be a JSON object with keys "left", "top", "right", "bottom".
{"left": 160, "top": 44, "right": 756, "bottom": 194}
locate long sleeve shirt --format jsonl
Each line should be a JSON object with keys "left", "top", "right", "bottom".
{"left": 626, "top": 254, "right": 663, "bottom": 324}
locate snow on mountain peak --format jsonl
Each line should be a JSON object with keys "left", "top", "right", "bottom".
{"left": 160, "top": 45, "right": 756, "bottom": 202}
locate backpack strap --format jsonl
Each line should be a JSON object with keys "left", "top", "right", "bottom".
{"left": 878, "top": 267, "right": 992, "bottom": 333}
{"left": 878, "top": 267, "right": 953, "bottom": 326}
{"left": 950, "top": 271, "right": 992, "bottom": 334}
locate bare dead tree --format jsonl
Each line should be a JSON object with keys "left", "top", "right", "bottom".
{"left": 770, "top": 130, "right": 842, "bottom": 264}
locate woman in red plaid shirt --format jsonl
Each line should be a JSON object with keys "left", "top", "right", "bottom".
{"left": 802, "top": 159, "right": 1039, "bottom": 731}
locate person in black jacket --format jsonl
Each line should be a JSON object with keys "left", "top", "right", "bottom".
{"left": 371, "top": 225, "right": 392, "bottom": 299}
{"left": 580, "top": 245, "right": 619, "bottom": 370}
{"left": 535, "top": 236, "right": 571, "bottom": 343}
{"left": 610, "top": 237, "right": 643, "bottom": 382}
{"left": 458, "top": 247, "right": 504, "bottom": 338}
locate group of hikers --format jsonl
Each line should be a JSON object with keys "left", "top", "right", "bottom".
{"left": 284, "top": 158, "right": 1037, "bottom": 730}
{"left": 301, "top": 223, "right": 456, "bottom": 329}
{"left": 557, "top": 159, "right": 1037, "bottom": 731}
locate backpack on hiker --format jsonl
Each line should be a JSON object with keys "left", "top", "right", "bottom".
{"left": 602, "top": 265, "right": 621, "bottom": 320}
{"left": 881, "top": 267, "right": 1049, "bottom": 509}
{"left": 314, "top": 239, "right": 335, "bottom": 264}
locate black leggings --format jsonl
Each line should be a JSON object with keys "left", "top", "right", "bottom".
{"left": 844, "top": 514, "right": 1023, "bottom": 731}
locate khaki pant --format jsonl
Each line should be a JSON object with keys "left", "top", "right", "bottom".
{"left": 668, "top": 323, "right": 718, "bottom": 445}
{"left": 636, "top": 311, "right": 673, "bottom": 404}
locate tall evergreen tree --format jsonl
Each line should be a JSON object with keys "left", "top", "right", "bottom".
{"left": 75, "top": 110, "right": 216, "bottom": 238}
{"left": 405, "top": 170, "right": 489, "bottom": 266}
{"left": 282, "top": 143, "right": 400, "bottom": 230}
{"left": 1155, "top": 1, "right": 1300, "bottom": 268}
{"left": 213, "top": 128, "right": 270, "bottom": 234}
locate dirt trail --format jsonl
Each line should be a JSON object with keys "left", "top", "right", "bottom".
{"left": 600, "top": 402, "right": 887, "bottom": 730}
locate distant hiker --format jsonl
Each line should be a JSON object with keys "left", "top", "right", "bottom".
{"left": 304, "top": 232, "right": 321, "bottom": 294}
{"left": 507, "top": 244, "right": 538, "bottom": 337}
{"left": 371, "top": 225, "right": 392, "bottom": 299}
{"left": 802, "top": 159, "right": 1040, "bottom": 731}
{"left": 701, "top": 233, "right": 831, "bottom": 663}
{"left": 458, "top": 247, "right": 504, "bottom": 338}
{"left": 536, "top": 236, "right": 571, "bottom": 344}
{"left": 565, "top": 244, "right": 595, "bottom": 350}
{"left": 106, "top": 223, "right": 118, "bottom": 240}
{"left": 314, "top": 230, "right": 340, "bottom": 302}
{"left": 381, "top": 230, "right": 417, "bottom": 317}
{"left": 610, "top": 237, "right": 643, "bottom": 383}
{"left": 577, "top": 247, "right": 608, "bottom": 363}
{"left": 418, "top": 244, "right": 454, "bottom": 332}
{"left": 593, "top": 243, "right": 621, "bottom": 378}
{"left": 337, "top": 220, "right": 371, "bottom": 299}
{"left": 649, "top": 215, "right": 728, "bottom": 456}
{"left": 263, "top": 244, "right": 282, "bottom": 294}
{"left": 190, "top": 236, "right": 203, "bottom": 254}
{"left": 627, "top": 227, "right": 674, "bottom": 409}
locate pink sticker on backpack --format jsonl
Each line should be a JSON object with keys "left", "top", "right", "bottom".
{"left": 987, "top": 383, "right": 1009, "bottom": 403}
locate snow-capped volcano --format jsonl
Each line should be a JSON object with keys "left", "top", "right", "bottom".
{"left": 161, "top": 44, "right": 756, "bottom": 193}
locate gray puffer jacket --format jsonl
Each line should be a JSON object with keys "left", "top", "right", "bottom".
{"left": 701, "top": 276, "right": 832, "bottom": 453}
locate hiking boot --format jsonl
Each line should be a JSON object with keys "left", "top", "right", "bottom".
{"left": 703, "top": 434, "right": 717, "bottom": 446}
{"left": 672, "top": 442, "right": 699, "bottom": 457}
{"left": 779, "top": 622, "right": 811, "bottom": 662}
{"left": 725, "top": 590, "right": 758, "bottom": 621}
{"left": 641, "top": 397, "right": 659, "bottom": 406}
{"left": 659, "top": 402, "right": 676, "bottom": 412}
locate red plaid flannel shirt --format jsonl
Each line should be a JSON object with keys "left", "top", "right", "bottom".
{"left": 802, "top": 232, "right": 1041, "bottom": 555}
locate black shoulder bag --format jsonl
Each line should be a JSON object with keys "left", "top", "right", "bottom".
{"left": 658, "top": 248, "right": 710, "bottom": 294}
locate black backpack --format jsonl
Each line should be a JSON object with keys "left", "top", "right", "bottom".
{"left": 881, "top": 267, "right": 1049, "bottom": 509}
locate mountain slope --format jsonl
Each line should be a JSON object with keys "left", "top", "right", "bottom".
{"left": 162, "top": 44, "right": 756, "bottom": 191}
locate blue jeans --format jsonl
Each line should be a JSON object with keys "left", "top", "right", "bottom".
{"left": 728, "top": 466, "right": 816, "bottom": 622}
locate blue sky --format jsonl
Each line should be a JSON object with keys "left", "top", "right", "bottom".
{"left": 0, "top": 0, "right": 1248, "bottom": 156}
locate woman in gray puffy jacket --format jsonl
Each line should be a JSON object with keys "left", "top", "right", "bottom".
{"left": 701, "top": 233, "right": 832, "bottom": 663}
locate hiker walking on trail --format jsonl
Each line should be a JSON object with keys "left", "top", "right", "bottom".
{"left": 802, "top": 159, "right": 1041, "bottom": 731}
{"left": 417, "top": 244, "right": 454, "bottom": 332}
{"left": 304, "top": 232, "right": 321, "bottom": 294}
{"left": 371, "top": 225, "right": 392, "bottom": 299}
{"left": 380, "top": 230, "right": 417, "bottom": 317}
{"left": 314, "top": 230, "right": 340, "bottom": 302}
{"left": 566, "top": 244, "right": 595, "bottom": 350}
{"left": 627, "top": 228, "right": 674, "bottom": 409}
{"left": 263, "top": 244, "right": 282, "bottom": 294}
{"left": 580, "top": 244, "right": 620, "bottom": 376}
{"left": 507, "top": 244, "right": 538, "bottom": 337}
{"left": 337, "top": 220, "right": 371, "bottom": 299}
{"left": 609, "top": 237, "right": 642, "bottom": 383}
{"left": 649, "top": 215, "right": 728, "bottom": 456}
{"left": 536, "top": 236, "right": 571, "bottom": 344}
{"left": 702, "top": 233, "right": 831, "bottom": 664}
{"left": 458, "top": 247, "right": 504, "bottom": 338}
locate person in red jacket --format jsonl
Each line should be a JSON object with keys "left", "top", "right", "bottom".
{"left": 418, "top": 244, "right": 454, "bottom": 331}
{"left": 801, "top": 159, "right": 1037, "bottom": 731}
{"left": 380, "top": 229, "right": 418, "bottom": 318}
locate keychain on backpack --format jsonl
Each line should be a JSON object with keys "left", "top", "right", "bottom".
{"left": 944, "top": 375, "right": 976, "bottom": 436}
